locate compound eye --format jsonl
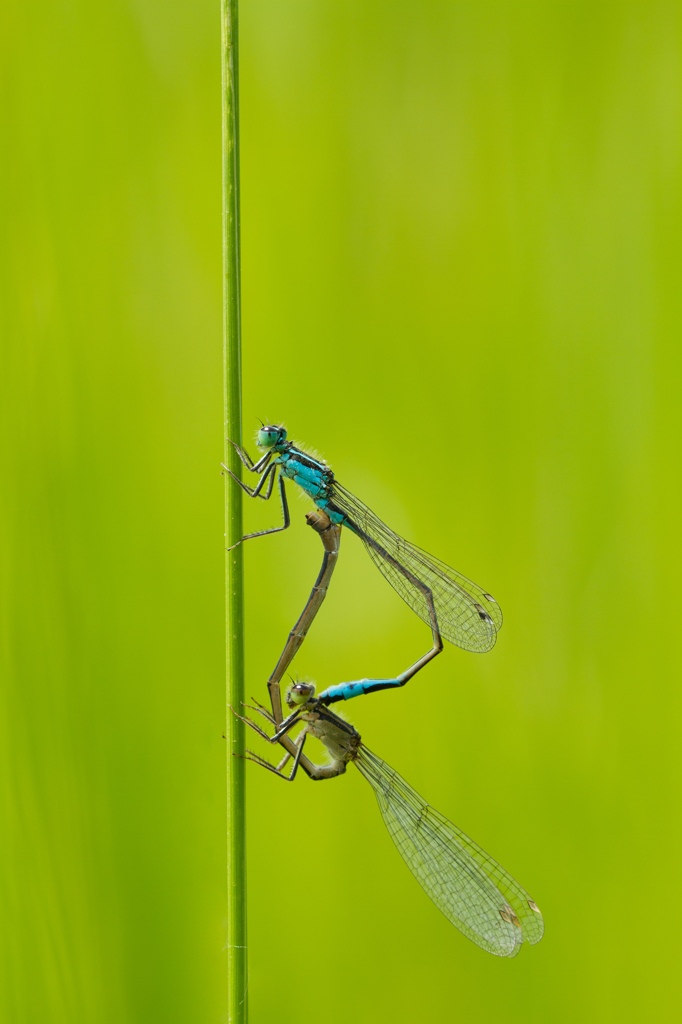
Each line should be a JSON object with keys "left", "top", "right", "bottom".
{"left": 289, "top": 682, "right": 315, "bottom": 704}
{"left": 257, "top": 427, "right": 279, "bottom": 448}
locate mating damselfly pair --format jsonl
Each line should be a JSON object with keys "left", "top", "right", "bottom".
{"left": 224, "top": 426, "right": 544, "bottom": 957}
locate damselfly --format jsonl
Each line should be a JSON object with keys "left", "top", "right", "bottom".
{"left": 233, "top": 680, "right": 544, "bottom": 958}
{"left": 223, "top": 425, "right": 502, "bottom": 656}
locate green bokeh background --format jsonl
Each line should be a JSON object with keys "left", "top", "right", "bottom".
{"left": 3, "top": 1, "right": 682, "bottom": 1021}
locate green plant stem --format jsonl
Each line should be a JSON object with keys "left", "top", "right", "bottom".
{"left": 222, "top": 1, "right": 247, "bottom": 1021}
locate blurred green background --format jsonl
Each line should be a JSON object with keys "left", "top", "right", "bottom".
{"left": 3, "top": 0, "right": 682, "bottom": 1021}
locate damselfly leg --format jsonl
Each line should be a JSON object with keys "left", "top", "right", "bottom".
{"left": 223, "top": 469, "right": 290, "bottom": 548}
{"left": 222, "top": 438, "right": 290, "bottom": 546}
{"left": 232, "top": 708, "right": 312, "bottom": 781}
{"left": 223, "top": 462, "right": 277, "bottom": 500}
{"left": 227, "top": 438, "right": 274, "bottom": 474}
{"left": 241, "top": 737, "right": 312, "bottom": 781}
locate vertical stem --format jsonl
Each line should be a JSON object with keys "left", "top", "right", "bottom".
{"left": 222, "top": 1, "right": 247, "bottom": 1022}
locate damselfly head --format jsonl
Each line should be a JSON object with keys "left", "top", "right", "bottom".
{"left": 286, "top": 681, "right": 316, "bottom": 707}
{"left": 257, "top": 424, "right": 287, "bottom": 449}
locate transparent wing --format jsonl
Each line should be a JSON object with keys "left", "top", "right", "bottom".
{"left": 331, "top": 483, "right": 502, "bottom": 653}
{"left": 355, "top": 747, "right": 544, "bottom": 957}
